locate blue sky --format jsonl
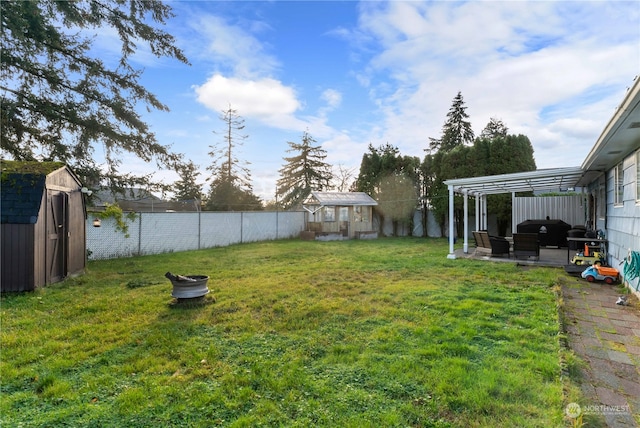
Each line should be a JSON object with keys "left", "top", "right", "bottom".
{"left": 103, "top": 1, "right": 639, "bottom": 201}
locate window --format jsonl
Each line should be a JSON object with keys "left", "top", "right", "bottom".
{"left": 339, "top": 207, "right": 349, "bottom": 221}
{"left": 636, "top": 151, "right": 640, "bottom": 202}
{"left": 324, "top": 206, "right": 335, "bottom": 222}
{"left": 614, "top": 162, "right": 624, "bottom": 205}
{"left": 355, "top": 206, "right": 369, "bottom": 222}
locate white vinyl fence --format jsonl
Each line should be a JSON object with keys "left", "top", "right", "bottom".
{"left": 513, "top": 195, "right": 587, "bottom": 230}
{"left": 87, "top": 211, "right": 306, "bottom": 260}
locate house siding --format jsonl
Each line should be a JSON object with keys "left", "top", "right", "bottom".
{"left": 605, "top": 150, "right": 640, "bottom": 290}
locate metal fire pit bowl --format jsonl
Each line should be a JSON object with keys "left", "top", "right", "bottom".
{"left": 169, "top": 275, "right": 210, "bottom": 299}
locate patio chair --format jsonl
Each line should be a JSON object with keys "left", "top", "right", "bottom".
{"left": 513, "top": 233, "right": 540, "bottom": 260}
{"left": 473, "top": 231, "right": 510, "bottom": 257}
{"left": 488, "top": 236, "right": 510, "bottom": 257}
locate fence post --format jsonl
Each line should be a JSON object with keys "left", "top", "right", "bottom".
{"left": 138, "top": 212, "right": 142, "bottom": 256}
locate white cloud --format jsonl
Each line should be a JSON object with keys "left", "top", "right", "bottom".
{"left": 193, "top": 74, "right": 309, "bottom": 130}
{"left": 321, "top": 89, "right": 342, "bottom": 109}
{"left": 351, "top": 1, "right": 640, "bottom": 170}
{"left": 189, "top": 14, "right": 279, "bottom": 78}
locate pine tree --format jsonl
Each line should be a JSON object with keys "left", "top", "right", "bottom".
{"left": 276, "top": 131, "right": 332, "bottom": 210}
{"left": 480, "top": 117, "right": 509, "bottom": 139}
{"left": 172, "top": 161, "right": 203, "bottom": 202}
{"left": 429, "top": 92, "right": 475, "bottom": 153}
{"left": 207, "top": 105, "right": 252, "bottom": 191}
{"left": 206, "top": 180, "right": 263, "bottom": 211}
{"left": 1, "top": 1, "right": 188, "bottom": 190}
{"left": 205, "top": 106, "right": 261, "bottom": 211}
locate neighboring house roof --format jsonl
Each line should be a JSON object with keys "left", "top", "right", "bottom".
{"left": 306, "top": 191, "right": 378, "bottom": 206}
{"left": 1, "top": 161, "right": 67, "bottom": 224}
{"left": 90, "top": 187, "right": 160, "bottom": 207}
{"left": 89, "top": 187, "right": 200, "bottom": 212}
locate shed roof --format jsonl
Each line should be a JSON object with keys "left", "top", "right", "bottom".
{"left": 306, "top": 191, "right": 378, "bottom": 206}
{"left": 1, "top": 161, "right": 66, "bottom": 224}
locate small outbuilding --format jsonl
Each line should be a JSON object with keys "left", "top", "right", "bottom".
{"left": 1, "top": 161, "right": 86, "bottom": 292}
{"left": 302, "top": 191, "right": 378, "bottom": 240}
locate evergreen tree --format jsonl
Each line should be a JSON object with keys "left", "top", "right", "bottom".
{"left": 418, "top": 154, "right": 436, "bottom": 237}
{"left": 276, "top": 131, "right": 332, "bottom": 210}
{"left": 480, "top": 117, "right": 509, "bottom": 139}
{"left": 477, "top": 134, "right": 536, "bottom": 235}
{"left": 205, "top": 106, "right": 261, "bottom": 211}
{"left": 426, "top": 92, "right": 474, "bottom": 236}
{"left": 206, "top": 180, "right": 263, "bottom": 211}
{"left": 355, "top": 143, "right": 400, "bottom": 196}
{"left": 429, "top": 92, "right": 475, "bottom": 153}
{"left": 172, "top": 161, "right": 203, "bottom": 202}
{"left": 1, "top": 0, "right": 188, "bottom": 190}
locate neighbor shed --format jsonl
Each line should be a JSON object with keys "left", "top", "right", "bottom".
{"left": 303, "top": 191, "right": 378, "bottom": 239}
{"left": 1, "top": 161, "right": 86, "bottom": 292}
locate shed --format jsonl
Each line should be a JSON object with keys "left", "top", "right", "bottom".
{"left": 302, "top": 191, "right": 378, "bottom": 240}
{"left": 1, "top": 161, "right": 86, "bottom": 292}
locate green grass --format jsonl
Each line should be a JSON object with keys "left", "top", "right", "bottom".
{"left": 1, "top": 238, "right": 570, "bottom": 427}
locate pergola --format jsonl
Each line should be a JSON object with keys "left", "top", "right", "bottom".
{"left": 443, "top": 166, "right": 591, "bottom": 259}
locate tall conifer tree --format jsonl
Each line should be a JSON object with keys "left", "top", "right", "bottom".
{"left": 276, "top": 131, "right": 332, "bottom": 210}
{"left": 1, "top": 1, "right": 188, "bottom": 190}
{"left": 205, "top": 106, "right": 261, "bottom": 211}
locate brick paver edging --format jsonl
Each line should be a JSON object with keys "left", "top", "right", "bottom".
{"left": 559, "top": 277, "right": 640, "bottom": 427}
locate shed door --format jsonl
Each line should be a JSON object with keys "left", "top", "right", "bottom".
{"left": 46, "top": 191, "right": 68, "bottom": 284}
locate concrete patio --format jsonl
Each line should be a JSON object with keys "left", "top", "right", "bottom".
{"left": 454, "top": 245, "right": 573, "bottom": 268}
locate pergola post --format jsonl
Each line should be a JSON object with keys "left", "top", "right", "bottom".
{"left": 475, "top": 195, "right": 480, "bottom": 231}
{"left": 463, "top": 190, "right": 469, "bottom": 253}
{"left": 447, "top": 185, "right": 456, "bottom": 259}
{"left": 511, "top": 192, "right": 516, "bottom": 235}
{"left": 482, "top": 195, "right": 488, "bottom": 230}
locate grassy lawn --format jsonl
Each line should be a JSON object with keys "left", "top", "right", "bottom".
{"left": 1, "top": 238, "right": 571, "bottom": 427}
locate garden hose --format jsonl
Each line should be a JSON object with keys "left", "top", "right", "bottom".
{"left": 622, "top": 250, "right": 640, "bottom": 291}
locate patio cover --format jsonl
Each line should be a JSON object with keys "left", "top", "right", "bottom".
{"left": 443, "top": 166, "right": 588, "bottom": 258}
{"left": 444, "top": 166, "right": 586, "bottom": 196}
{"left": 442, "top": 77, "right": 640, "bottom": 259}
